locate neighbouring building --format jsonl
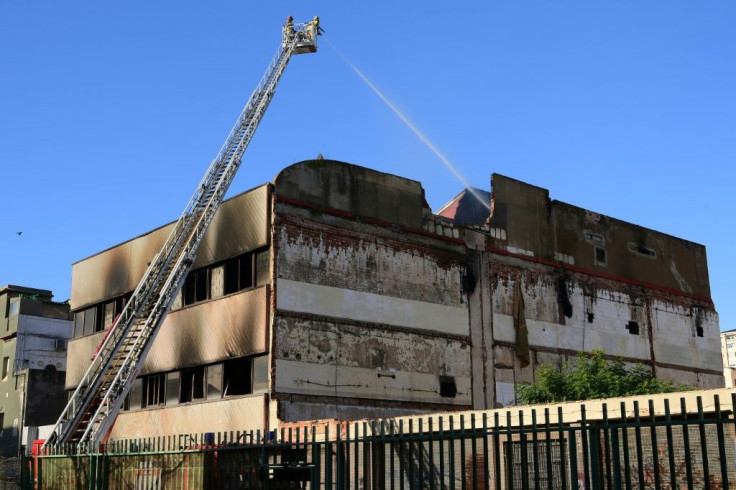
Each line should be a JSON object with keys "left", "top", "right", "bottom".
{"left": 722, "top": 329, "right": 736, "bottom": 388}
{"left": 64, "top": 159, "right": 723, "bottom": 440}
{"left": 0, "top": 285, "right": 72, "bottom": 456}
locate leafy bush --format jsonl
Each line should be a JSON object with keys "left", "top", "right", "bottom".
{"left": 515, "top": 350, "right": 689, "bottom": 404}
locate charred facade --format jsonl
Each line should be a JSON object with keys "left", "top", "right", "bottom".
{"left": 65, "top": 160, "right": 722, "bottom": 438}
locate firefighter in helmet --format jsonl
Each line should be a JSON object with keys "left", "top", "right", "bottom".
{"left": 283, "top": 15, "right": 295, "bottom": 44}
{"left": 308, "top": 16, "right": 320, "bottom": 39}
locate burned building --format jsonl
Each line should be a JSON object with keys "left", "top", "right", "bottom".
{"left": 65, "top": 160, "right": 722, "bottom": 439}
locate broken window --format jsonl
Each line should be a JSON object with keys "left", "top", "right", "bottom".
{"left": 180, "top": 366, "right": 205, "bottom": 403}
{"left": 241, "top": 254, "right": 255, "bottom": 289}
{"left": 223, "top": 250, "right": 267, "bottom": 294}
{"left": 129, "top": 378, "right": 143, "bottom": 410}
{"left": 626, "top": 321, "right": 640, "bottom": 335}
{"left": 556, "top": 276, "right": 573, "bottom": 318}
{"left": 584, "top": 232, "right": 604, "bottom": 245}
{"left": 253, "top": 355, "right": 268, "bottom": 393}
{"left": 103, "top": 301, "right": 116, "bottom": 329}
{"left": 595, "top": 247, "right": 607, "bottom": 267}
{"left": 184, "top": 269, "right": 210, "bottom": 306}
{"left": 166, "top": 372, "right": 180, "bottom": 406}
{"left": 255, "top": 250, "right": 269, "bottom": 286}
{"left": 142, "top": 374, "right": 166, "bottom": 408}
{"left": 628, "top": 243, "right": 657, "bottom": 258}
{"left": 83, "top": 306, "right": 96, "bottom": 336}
{"left": 439, "top": 375, "right": 457, "bottom": 398}
{"left": 95, "top": 306, "right": 105, "bottom": 332}
{"left": 207, "top": 363, "right": 223, "bottom": 400}
{"left": 224, "top": 258, "right": 240, "bottom": 294}
{"left": 223, "top": 357, "right": 253, "bottom": 396}
{"left": 73, "top": 311, "right": 84, "bottom": 338}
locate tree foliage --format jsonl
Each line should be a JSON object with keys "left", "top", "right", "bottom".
{"left": 515, "top": 350, "right": 689, "bottom": 405}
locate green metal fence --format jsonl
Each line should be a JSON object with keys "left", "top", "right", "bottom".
{"left": 25, "top": 391, "right": 736, "bottom": 489}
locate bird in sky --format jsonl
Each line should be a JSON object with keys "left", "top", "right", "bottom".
{"left": 16, "top": 232, "right": 22, "bottom": 236}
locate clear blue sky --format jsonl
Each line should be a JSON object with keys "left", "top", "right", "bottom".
{"left": 1, "top": 2, "right": 734, "bottom": 331}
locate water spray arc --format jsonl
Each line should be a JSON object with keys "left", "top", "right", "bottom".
{"left": 325, "top": 38, "right": 491, "bottom": 212}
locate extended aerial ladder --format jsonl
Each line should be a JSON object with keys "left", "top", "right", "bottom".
{"left": 45, "top": 18, "right": 320, "bottom": 450}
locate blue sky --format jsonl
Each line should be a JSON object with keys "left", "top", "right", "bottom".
{"left": 1, "top": 2, "right": 734, "bottom": 331}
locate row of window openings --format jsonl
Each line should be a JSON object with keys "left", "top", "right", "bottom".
{"left": 183, "top": 248, "right": 268, "bottom": 306}
{"left": 121, "top": 355, "right": 268, "bottom": 411}
{"left": 582, "top": 317, "right": 703, "bottom": 338}
{"left": 585, "top": 233, "right": 657, "bottom": 269}
{"left": 72, "top": 248, "right": 269, "bottom": 339}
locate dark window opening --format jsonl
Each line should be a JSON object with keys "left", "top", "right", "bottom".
{"left": 224, "top": 259, "right": 239, "bottom": 295}
{"left": 595, "top": 247, "right": 607, "bottom": 266}
{"left": 696, "top": 326, "right": 704, "bottom": 337}
{"left": 223, "top": 250, "right": 266, "bottom": 295}
{"left": 180, "top": 366, "right": 205, "bottom": 403}
{"left": 628, "top": 243, "right": 657, "bottom": 258}
{"left": 439, "top": 375, "right": 457, "bottom": 398}
{"left": 184, "top": 269, "right": 209, "bottom": 306}
{"left": 143, "top": 374, "right": 166, "bottom": 408}
{"left": 95, "top": 305, "right": 105, "bottom": 332}
{"left": 240, "top": 255, "right": 254, "bottom": 289}
{"left": 626, "top": 321, "right": 640, "bottom": 335}
{"left": 556, "top": 276, "right": 572, "bottom": 318}
{"left": 587, "top": 311, "right": 595, "bottom": 323}
{"left": 224, "top": 357, "right": 253, "bottom": 396}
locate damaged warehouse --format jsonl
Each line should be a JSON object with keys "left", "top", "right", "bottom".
{"left": 64, "top": 159, "right": 722, "bottom": 438}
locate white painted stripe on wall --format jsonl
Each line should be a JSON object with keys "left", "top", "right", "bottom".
{"left": 277, "top": 279, "right": 469, "bottom": 336}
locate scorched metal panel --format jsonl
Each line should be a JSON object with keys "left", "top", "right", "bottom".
{"left": 66, "top": 287, "right": 269, "bottom": 388}
{"left": 70, "top": 185, "right": 270, "bottom": 310}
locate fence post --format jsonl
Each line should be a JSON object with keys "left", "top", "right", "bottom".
{"left": 557, "top": 407, "right": 567, "bottom": 489}
{"left": 588, "top": 424, "right": 600, "bottom": 489}
{"left": 325, "top": 425, "right": 332, "bottom": 490}
{"left": 647, "top": 399, "right": 662, "bottom": 489}
{"left": 580, "top": 404, "right": 590, "bottom": 490}
{"left": 633, "top": 401, "right": 645, "bottom": 487}
{"left": 610, "top": 421, "right": 622, "bottom": 490}
{"left": 679, "top": 397, "right": 694, "bottom": 490}
{"left": 696, "top": 396, "right": 710, "bottom": 486}
{"left": 663, "top": 399, "right": 677, "bottom": 489}
{"left": 714, "top": 394, "right": 730, "bottom": 489}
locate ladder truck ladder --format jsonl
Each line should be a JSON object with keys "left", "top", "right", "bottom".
{"left": 45, "top": 18, "right": 320, "bottom": 450}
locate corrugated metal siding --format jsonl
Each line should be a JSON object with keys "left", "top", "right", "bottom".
{"left": 70, "top": 185, "right": 270, "bottom": 310}
{"left": 109, "top": 394, "right": 267, "bottom": 439}
{"left": 66, "top": 287, "right": 269, "bottom": 389}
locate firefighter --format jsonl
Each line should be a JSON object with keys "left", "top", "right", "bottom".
{"left": 283, "top": 15, "right": 295, "bottom": 44}
{"left": 308, "top": 16, "right": 321, "bottom": 39}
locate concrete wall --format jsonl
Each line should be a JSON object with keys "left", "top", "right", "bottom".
{"left": 272, "top": 162, "right": 471, "bottom": 421}
{"left": 488, "top": 173, "right": 711, "bottom": 298}
{"left": 15, "top": 314, "right": 71, "bottom": 372}
{"left": 480, "top": 253, "right": 722, "bottom": 407}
